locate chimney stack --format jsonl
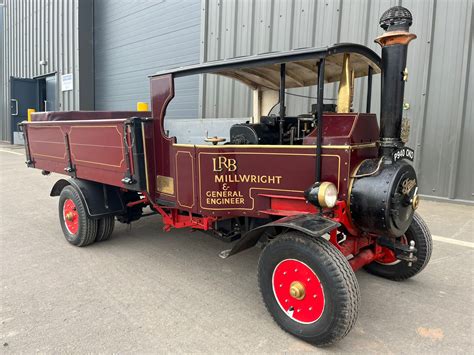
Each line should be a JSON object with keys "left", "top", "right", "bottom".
{"left": 375, "top": 6, "right": 416, "bottom": 159}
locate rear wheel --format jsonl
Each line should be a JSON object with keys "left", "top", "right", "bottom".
{"left": 365, "top": 212, "right": 432, "bottom": 281}
{"left": 96, "top": 216, "right": 115, "bottom": 242}
{"left": 58, "top": 186, "right": 98, "bottom": 247}
{"left": 258, "top": 232, "right": 360, "bottom": 346}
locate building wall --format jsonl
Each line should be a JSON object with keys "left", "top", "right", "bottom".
{"left": 1, "top": 0, "right": 94, "bottom": 142}
{"left": 1, "top": 0, "right": 471, "bottom": 202}
{"left": 201, "top": 0, "right": 473, "bottom": 203}
{"left": 94, "top": 0, "right": 201, "bottom": 119}
{"left": 0, "top": 2, "right": 4, "bottom": 136}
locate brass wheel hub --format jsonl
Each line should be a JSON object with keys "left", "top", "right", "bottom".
{"left": 65, "top": 212, "right": 74, "bottom": 221}
{"left": 289, "top": 281, "right": 306, "bottom": 300}
{"left": 411, "top": 194, "right": 420, "bottom": 210}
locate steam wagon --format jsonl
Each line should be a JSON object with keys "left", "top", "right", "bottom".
{"left": 20, "top": 7, "right": 431, "bottom": 346}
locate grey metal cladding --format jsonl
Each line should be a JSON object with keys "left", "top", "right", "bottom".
{"left": 94, "top": 0, "right": 201, "bottom": 119}
{"left": 1, "top": 0, "right": 80, "bottom": 141}
{"left": 414, "top": 0, "right": 473, "bottom": 202}
{"left": 0, "top": 4, "right": 4, "bottom": 137}
{"left": 202, "top": 0, "right": 473, "bottom": 202}
{"left": 1, "top": 0, "right": 472, "bottom": 202}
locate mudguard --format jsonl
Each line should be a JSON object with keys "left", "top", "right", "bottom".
{"left": 220, "top": 213, "right": 340, "bottom": 258}
{"left": 50, "top": 178, "right": 125, "bottom": 218}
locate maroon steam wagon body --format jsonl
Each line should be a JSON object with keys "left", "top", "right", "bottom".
{"left": 20, "top": 7, "right": 432, "bottom": 346}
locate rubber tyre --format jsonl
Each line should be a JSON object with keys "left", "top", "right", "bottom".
{"left": 364, "top": 212, "right": 432, "bottom": 281}
{"left": 96, "top": 216, "right": 115, "bottom": 242}
{"left": 58, "top": 185, "right": 98, "bottom": 247}
{"left": 258, "top": 232, "right": 360, "bottom": 346}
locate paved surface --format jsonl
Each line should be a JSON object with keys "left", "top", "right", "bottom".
{"left": 1, "top": 143, "right": 473, "bottom": 353}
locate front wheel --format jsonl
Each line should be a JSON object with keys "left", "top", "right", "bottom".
{"left": 258, "top": 232, "right": 360, "bottom": 346}
{"left": 364, "top": 212, "right": 433, "bottom": 281}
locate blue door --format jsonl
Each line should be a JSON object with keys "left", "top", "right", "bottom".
{"left": 10, "top": 77, "right": 39, "bottom": 144}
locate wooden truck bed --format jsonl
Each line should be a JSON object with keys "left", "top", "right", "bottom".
{"left": 21, "top": 112, "right": 152, "bottom": 191}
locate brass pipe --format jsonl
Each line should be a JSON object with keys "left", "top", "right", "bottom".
{"left": 337, "top": 53, "right": 353, "bottom": 113}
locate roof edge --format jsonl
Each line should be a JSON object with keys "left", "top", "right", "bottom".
{"left": 150, "top": 43, "right": 381, "bottom": 79}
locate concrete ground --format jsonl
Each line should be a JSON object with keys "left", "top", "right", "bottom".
{"left": 1, "top": 143, "right": 473, "bottom": 353}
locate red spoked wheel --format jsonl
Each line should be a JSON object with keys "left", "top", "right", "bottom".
{"left": 258, "top": 232, "right": 360, "bottom": 346}
{"left": 58, "top": 185, "right": 98, "bottom": 247}
{"left": 272, "top": 259, "right": 325, "bottom": 324}
{"left": 63, "top": 199, "right": 79, "bottom": 235}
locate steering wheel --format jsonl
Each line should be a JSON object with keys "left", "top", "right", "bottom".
{"left": 204, "top": 136, "right": 226, "bottom": 145}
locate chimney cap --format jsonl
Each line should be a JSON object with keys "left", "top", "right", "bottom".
{"left": 380, "top": 6, "right": 413, "bottom": 32}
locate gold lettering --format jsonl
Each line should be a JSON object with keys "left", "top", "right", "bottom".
{"left": 401, "top": 178, "right": 417, "bottom": 195}
{"left": 227, "top": 158, "right": 237, "bottom": 172}
{"left": 205, "top": 193, "right": 246, "bottom": 205}
{"left": 213, "top": 174, "right": 283, "bottom": 185}
{"left": 218, "top": 156, "right": 227, "bottom": 171}
{"left": 240, "top": 175, "right": 250, "bottom": 183}
{"left": 212, "top": 157, "right": 222, "bottom": 172}
{"left": 213, "top": 156, "right": 238, "bottom": 172}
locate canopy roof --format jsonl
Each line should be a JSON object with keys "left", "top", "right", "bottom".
{"left": 152, "top": 43, "right": 381, "bottom": 90}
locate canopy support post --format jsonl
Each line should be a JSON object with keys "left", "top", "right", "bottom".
{"left": 279, "top": 63, "right": 286, "bottom": 145}
{"left": 316, "top": 58, "right": 325, "bottom": 182}
{"left": 252, "top": 88, "right": 261, "bottom": 123}
{"left": 366, "top": 66, "right": 373, "bottom": 113}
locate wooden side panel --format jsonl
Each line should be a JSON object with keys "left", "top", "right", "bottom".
{"left": 69, "top": 125, "right": 125, "bottom": 172}
{"left": 303, "top": 113, "right": 379, "bottom": 145}
{"left": 191, "top": 146, "right": 345, "bottom": 217}
{"left": 175, "top": 150, "right": 195, "bottom": 209}
{"left": 25, "top": 120, "right": 132, "bottom": 188}
{"left": 27, "top": 125, "right": 67, "bottom": 173}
